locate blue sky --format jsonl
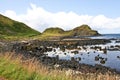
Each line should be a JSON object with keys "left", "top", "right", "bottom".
{"left": 0, "top": 0, "right": 120, "bottom": 33}
{"left": 0, "top": 0, "right": 119, "bottom": 18}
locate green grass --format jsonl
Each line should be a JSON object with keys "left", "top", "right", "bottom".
{"left": 41, "top": 27, "right": 71, "bottom": 38}
{"left": 71, "top": 24, "right": 99, "bottom": 36}
{"left": 0, "top": 52, "right": 120, "bottom": 80}
{"left": 0, "top": 53, "right": 68, "bottom": 80}
{"left": 0, "top": 14, "right": 40, "bottom": 38}
{"left": 0, "top": 14, "right": 100, "bottom": 41}
{"left": 41, "top": 25, "right": 100, "bottom": 39}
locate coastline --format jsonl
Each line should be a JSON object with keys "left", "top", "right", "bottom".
{"left": 1, "top": 38, "right": 120, "bottom": 75}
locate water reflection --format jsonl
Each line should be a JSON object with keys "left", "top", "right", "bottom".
{"left": 44, "top": 40, "right": 120, "bottom": 72}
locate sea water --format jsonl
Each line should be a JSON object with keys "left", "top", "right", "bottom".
{"left": 44, "top": 34, "right": 120, "bottom": 72}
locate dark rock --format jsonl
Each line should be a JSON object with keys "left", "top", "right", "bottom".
{"left": 100, "top": 60, "right": 106, "bottom": 64}
{"left": 71, "top": 51, "right": 79, "bottom": 54}
{"left": 95, "top": 56, "right": 99, "bottom": 61}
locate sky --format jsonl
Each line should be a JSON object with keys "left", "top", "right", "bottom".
{"left": 0, "top": 0, "right": 120, "bottom": 34}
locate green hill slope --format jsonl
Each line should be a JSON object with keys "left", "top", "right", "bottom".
{"left": 70, "top": 24, "right": 99, "bottom": 36}
{"left": 0, "top": 14, "right": 40, "bottom": 37}
{"left": 0, "top": 14, "right": 100, "bottom": 40}
{"left": 42, "top": 25, "right": 100, "bottom": 38}
{"left": 43, "top": 27, "right": 64, "bottom": 34}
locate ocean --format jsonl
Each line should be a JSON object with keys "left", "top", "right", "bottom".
{"left": 89, "top": 34, "right": 120, "bottom": 39}
{"left": 45, "top": 34, "right": 120, "bottom": 72}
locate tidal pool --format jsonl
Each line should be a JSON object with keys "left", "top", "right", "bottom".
{"left": 44, "top": 40, "right": 120, "bottom": 72}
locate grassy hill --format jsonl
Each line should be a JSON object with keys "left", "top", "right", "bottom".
{"left": 41, "top": 25, "right": 100, "bottom": 39}
{"left": 0, "top": 14, "right": 40, "bottom": 40}
{"left": 70, "top": 24, "right": 99, "bottom": 36}
{"left": 42, "top": 27, "right": 64, "bottom": 36}
{"left": 0, "top": 14, "right": 100, "bottom": 40}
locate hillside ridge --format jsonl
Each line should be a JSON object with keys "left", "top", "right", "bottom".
{"left": 0, "top": 14, "right": 100, "bottom": 40}
{"left": 0, "top": 14, "right": 40, "bottom": 37}
{"left": 42, "top": 24, "right": 100, "bottom": 37}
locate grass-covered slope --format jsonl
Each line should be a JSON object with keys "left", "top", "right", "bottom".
{"left": 42, "top": 27, "right": 64, "bottom": 36}
{"left": 71, "top": 24, "right": 100, "bottom": 36}
{"left": 0, "top": 14, "right": 100, "bottom": 40}
{"left": 0, "top": 14, "right": 40, "bottom": 37}
{"left": 42, "top": 25, "right": 100, "bottom": 38}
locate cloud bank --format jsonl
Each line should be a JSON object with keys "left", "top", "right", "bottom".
{"left": 2, "top": 3, "right": 120, "bottom": 33}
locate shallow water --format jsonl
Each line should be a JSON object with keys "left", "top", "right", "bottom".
{"left": 44, "top": 39, "right": 120, "bottom": 72}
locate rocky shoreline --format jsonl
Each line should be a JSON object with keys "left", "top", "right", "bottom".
{"left": 0, "top": 39, "right": 120, "bottom": 75}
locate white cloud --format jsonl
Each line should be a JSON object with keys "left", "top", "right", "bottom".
{"left": 2, "top": 3, "right": 120, "bottom": 34}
